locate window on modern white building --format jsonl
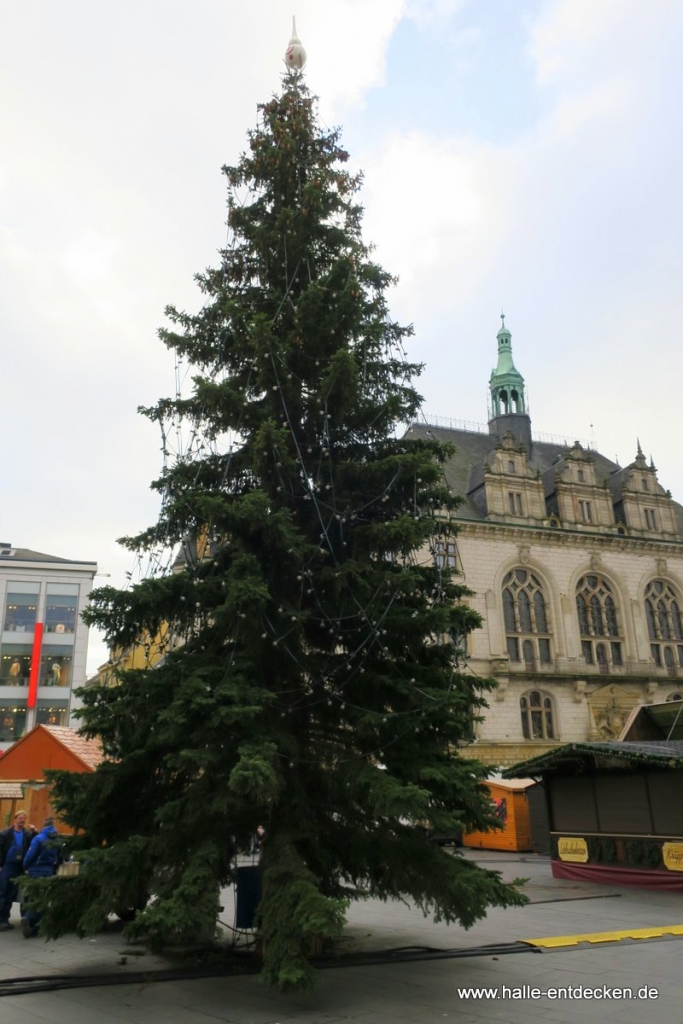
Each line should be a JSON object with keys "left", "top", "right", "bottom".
{"left": 576, "top": 574, "right": 623, "bottom": 671}
{"left": 3, "top": 582, "right": 40, "bottom": 633}
{"left": 39, "top": 647, "right": 73, "bottom": 688}
{"left": 0, "top": 701, "right": 26, "bottom": 742}
{"left": 0, "top": 646, "right": 32, "bottom": 685}
{"left": 36, "top": 700, "right": 69, "bottom": 726}
{"left": 520, "top": 690, "right": 555, "bottom": 740}
{"left": 44, "top": 584, "right": 79, "bottom": 634}
{"left": 502, "top": 569, "right": 552, "bottom": 668}
{"left": 645, "top": 579, "right": 683, "bottom": 674}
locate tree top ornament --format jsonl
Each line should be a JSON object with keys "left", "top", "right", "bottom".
{"left": 284, "top": 16, "right": 306, "bottom": 70}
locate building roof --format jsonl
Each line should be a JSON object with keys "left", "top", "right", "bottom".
{"left": 406, "top": 422, "right": 623, "bottom": 522}
{"left": 0, "top": 544, "right": 97, "bottom": 566}
{"left": 487, "top": 777, "right": 537, "bottom": 790}
{"left": 40, "top": 726, "right": 104, "bottom": 770}
{"left": 504, "top": 740, "right": 683, "bottom": 778}
{"left": 620, "top": 699, "right": 683, "bottom": 741}
{"left": 406, "top": 421, "right": 683, "bottom": 536}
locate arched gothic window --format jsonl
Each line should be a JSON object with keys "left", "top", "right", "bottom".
{"left": 644, "top": 579, "right": 683, "bottom": 675}
{"left": 520, "top": 690, "right": 555, "bottom": 740}
{"left": 576, "top": 574, "right": 623, "bottom": 671}
{"left": 502, "top": 569, "right": 552, "bottom": 669}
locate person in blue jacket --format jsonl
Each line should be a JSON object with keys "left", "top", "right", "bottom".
{"left": 0, "top": 810, "right": 33, "bottom": 930}
{"left": 21, "top": 817, "right": 61, "bottom": 938}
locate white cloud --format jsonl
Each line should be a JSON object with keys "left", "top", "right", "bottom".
{"left": 361, "top": 131, "right": 509, "bottom": 312}
{"left": 405, "top": 0, "right": 466, "bottom": 29}
{"left": 0, "top": 1, "right": 410, "bottom": 674}
{"left": 531, "top": 0, "right": 625, "bottom": 83}
{"left": 354, "top": 0, "right": 683, "bottom": 509}
{"left": 302, "top": 0, "right": 407, "bottom": 114}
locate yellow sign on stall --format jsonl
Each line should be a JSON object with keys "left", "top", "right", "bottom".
{"left": 662, "top": 843, "right": 683, "bottom": 872}
{"left": 557, "top": 837, "right": 589, "bottom": 863}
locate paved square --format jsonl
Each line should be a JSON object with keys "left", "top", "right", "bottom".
{"left": 0, "top": 852, "right": 680, "bottom": 1023}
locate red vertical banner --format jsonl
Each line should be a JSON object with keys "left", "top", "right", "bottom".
{"left": 28, "top": 622, "right": 43, "bottom": 709}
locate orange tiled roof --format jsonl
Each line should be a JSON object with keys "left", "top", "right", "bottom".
{"left": 42, "top": 726, "right": 104, "bottom": 770}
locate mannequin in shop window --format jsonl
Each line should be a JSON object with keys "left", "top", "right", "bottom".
{"left": 8, "top": 661, "right": 22, "bottom": 684}
{"left": 50, "top": 662, "right": 62, "bottom": 687}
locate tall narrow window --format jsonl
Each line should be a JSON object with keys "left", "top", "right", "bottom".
{"left": 502, "top": 569, "right": 552, "bottom": 669}
{"left": 576, "top": 574, "right": 623, "bottom": 670}
{"left": 434, "top": 539, "right": 457, "bottom": 570}
{"left": 644, "top": 508, "right": 658, "bottom": 530}
{"left": 645, "top": 579, "right": 683, "bottom": 675}
{"left": 508, "top": 492, "right": 523, "bottom": 515}
{"left": 578, "top": 500, "right": 592, "bottom": 523}
{"left": 520, "top": 690, "right": 555, "bottom": 740}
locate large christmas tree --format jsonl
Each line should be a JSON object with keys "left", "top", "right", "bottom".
{"left": 42, "top": 65, "right": 525, "bottom": 990}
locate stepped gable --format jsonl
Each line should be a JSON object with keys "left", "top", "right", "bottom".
{"left": 406, "top": 422, "right": 622, "bottom": 523}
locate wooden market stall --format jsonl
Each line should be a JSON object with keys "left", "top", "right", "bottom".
{"left": 0, "top": 724, "right": 103, "bottom": 830}
{"left": 0, "top": 781, "right": 26, "bottom": 830}
{"left": 505, "top": 704, "right": 683, "bottom": 890}
{"left": 462, "top": 778, "right": 536, "bottom": 852}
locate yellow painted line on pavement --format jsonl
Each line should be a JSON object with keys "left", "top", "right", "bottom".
{"left": 523, "top": 925, "right": 683, "bottom": 948}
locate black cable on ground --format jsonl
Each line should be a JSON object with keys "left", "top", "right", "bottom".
{"left": 0, "top": 940, "right": 540, "bottom": 997}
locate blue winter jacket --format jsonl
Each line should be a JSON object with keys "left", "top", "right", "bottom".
{"left": 23, "top": 825, "right": 61, "bottom": 878}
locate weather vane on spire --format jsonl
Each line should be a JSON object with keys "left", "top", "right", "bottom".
{"left": 285, "top": 16, "right": 307, "bottom": 70}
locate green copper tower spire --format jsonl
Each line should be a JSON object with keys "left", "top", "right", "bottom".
{"left": 488, "top": 315, "right": 532, "bottom": 450}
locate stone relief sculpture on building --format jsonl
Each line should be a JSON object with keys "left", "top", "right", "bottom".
{"left": 587, "top": 684, "right": 640, "bottom": 740}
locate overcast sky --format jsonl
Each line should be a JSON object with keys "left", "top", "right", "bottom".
{"left": 1, "top": 0, "right": 681, "bottom": 674}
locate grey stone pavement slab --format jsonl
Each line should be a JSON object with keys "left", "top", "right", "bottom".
{"left": 0, "top": 851, "right": 681, "bottom": 1023}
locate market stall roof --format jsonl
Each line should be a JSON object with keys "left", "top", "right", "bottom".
{"left": 620, "top": 699, "right": 683, "bottom": 741}
{"left": 504, "top": 740, "right": 683, "bottom": 778}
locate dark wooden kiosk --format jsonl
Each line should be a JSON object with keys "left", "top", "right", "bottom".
{"left": 504, "top": 700, "right": 683, "bottom": 890}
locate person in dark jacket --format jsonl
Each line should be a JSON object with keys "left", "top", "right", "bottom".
{"left": 21, "top": 817, "right": 61, "bottom": 938}
{"left": 0, "top": 810, "right": 33, "bottom": 930}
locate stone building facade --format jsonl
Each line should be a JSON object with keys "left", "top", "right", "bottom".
{"left": 408, "top": 318, "right": 683, "bottom": 767}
